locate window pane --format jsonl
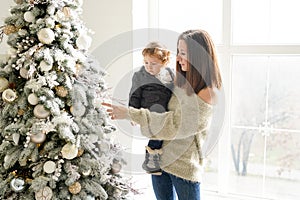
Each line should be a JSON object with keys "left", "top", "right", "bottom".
{"left": 232, "top": 0, "right": 300, "bottom": 44}
{"left": 231, "top": 56, "right": 269, "bottom": 127}
{"left": 230, "top": 129, "right": 265, "bottom": 196}
{"left": 268, "top": 56, "right": 300, "bottom": 130}
{"left": 159, "top": 0, "right": 223, "bottom": 44}
{"left": 266, "top": 131, "right": 300, "bottom": 199}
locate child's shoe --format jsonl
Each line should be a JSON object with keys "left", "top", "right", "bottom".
{"left": 142, "top": 146, "right": 163, "bottom": 175}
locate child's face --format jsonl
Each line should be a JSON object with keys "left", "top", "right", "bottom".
{"left": 144, "top": 55, "right": 164, "bottom": 75}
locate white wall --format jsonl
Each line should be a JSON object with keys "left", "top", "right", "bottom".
{"left": 0, "top": 0, "right": 133, "bottom": 87}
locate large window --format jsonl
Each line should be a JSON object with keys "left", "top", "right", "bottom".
{"left": 132, "top": 0, "right": 300, "bottom": 199}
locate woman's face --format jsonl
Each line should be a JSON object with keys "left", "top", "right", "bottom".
{"left": 176, "top": 39, "right": 188, "bottom": 71}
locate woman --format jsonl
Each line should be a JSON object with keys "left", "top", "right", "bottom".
{"left": 103, "top": 29, "right": 222, "bottom": 200}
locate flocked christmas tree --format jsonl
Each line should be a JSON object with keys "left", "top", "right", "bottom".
{"left": 0, "top": 0, "right": 131, "bottom": 199}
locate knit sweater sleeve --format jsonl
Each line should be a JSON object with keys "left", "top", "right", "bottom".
{"left": 128, "top": 87, "right": 213, "bottom": 140}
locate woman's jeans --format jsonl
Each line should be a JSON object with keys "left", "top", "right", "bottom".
{"left": 151, "top": 171, "right": 201, "bottom": 200}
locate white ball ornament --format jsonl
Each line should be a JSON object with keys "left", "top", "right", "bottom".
{"left": 76, "top": 34, "right": 92, "bottom": 50}
{"left": 39, "top": 60, "right": 52, "bottom": 72}
{"left": 28, "top": 93, "right": 39, "bottom": 105}
{"left": 0, "top": 77, "right": 9, "bottom": 92}
{"left": 33, "top": 104, "right": 50, "bottom": 119}
{"left": 61, "top": 143, "right": 78, "bottom": 160}
{"left": 37, "top": 28, "right": 55, "bottom": 44}
{"left": 24, "top": 11, "right": 35, "bottom": 23}
{"left": 2, "top": 89, "right": 17, "bottom": 103}
{"left": 19, "top": 68, "right": 29, "bottom": 79}
{"left": 30, "top": 132, "right": 46, "bottom": 143}
{"left": 43, "top": 161, "right": 56, "bottom": 174}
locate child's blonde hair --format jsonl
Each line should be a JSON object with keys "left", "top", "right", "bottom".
{"left": 142, "top": 42, "right": 171, "bottom": 65}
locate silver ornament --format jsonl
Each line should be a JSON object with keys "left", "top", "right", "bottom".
{"left": 10, "top": 177, "right": 25, "bottom": 192}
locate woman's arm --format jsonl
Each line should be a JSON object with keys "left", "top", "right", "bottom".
{"left": 102, "top": 88, "right": 212, "bottom": 140}
{"left": 128, "top": 100, "right": 211, "bottom": 140}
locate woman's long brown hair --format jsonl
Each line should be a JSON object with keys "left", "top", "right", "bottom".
{"left": 175, "top": 29, "right": 222, "bottom": 95}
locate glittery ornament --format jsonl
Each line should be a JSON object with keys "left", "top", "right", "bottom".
{"left": 35, "top": 186, "right": 53, "bottom": 200}
{"left": 10, "top": 177, "right": 25, "bottom": 192}
{"left": 3, "top": 25, "right": 19, "bottom": 35}
{"left": 68, "top": 182, "right": 81, "bottom": 194}
{"left": 2, "top": 88, "right": 17, "bottom": 103}
{"left": 55, "top": 86, "right": 68, "bottom": 97}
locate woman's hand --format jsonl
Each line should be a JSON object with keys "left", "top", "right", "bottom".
{"left": 101, "top": 102, "right": 130, "bottom": 120}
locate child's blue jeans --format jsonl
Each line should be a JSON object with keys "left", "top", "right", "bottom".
{"left": 151, "top": 171, "right": 201, "bottom": 200}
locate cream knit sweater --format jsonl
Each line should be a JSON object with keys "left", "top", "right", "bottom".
{"left": 129, "top": 86, "right": 213, "bottom": 182}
